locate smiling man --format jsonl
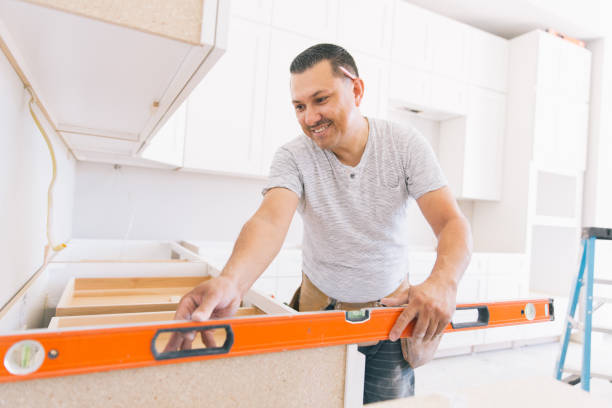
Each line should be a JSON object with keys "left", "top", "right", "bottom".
{"left": 169, "top": 44, "right": 472, "bottom": 404}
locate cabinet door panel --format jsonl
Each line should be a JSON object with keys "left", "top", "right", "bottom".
{"left": 431, "top": 76, "right": 467, "bottom": 116}
{"left": 231, "top": 0, "right": 273, "bottom": 23}
{"left": 462, "top": 87, "right": 506, "bottom": 200}
{"left": 536, "top": 31, "right": 562, "bottom": 95}
{"left": 261, "top": 30, "right": 313, "bottom": 174}
{"left": 337, "top": 0, "right": 392, "bottom": 58}
{"left": 184, "top": 18, "right": 269, "bottom": 174}
{"left": 348, "top": 50, "right": 389, "bottom": 119}
{"left": 532, "top": 94, "right": 557, "bottom": 167}
{"left": 431, "top": 16, "right": 468, "bottom": 81}
{"left": 557, "top": 102, "right": 589, "bottom": 171}
{"left": 388, "top": 64, "right": 432, "bottom": 110}
{"left": 271, "top": 0, "right": 338, "bottom": 40}
{"left": 467, "top": 29, "right": 508, "bottom": 92}
{"left": 391, "top": 1, "right": 432, "bottom": 71}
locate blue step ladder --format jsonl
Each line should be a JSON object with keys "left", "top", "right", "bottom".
{"left": 555, "top": 226, "right": 612, "bottom": 391}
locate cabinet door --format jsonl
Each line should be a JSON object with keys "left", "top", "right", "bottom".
{"left": 349, "top": 50, "right": 389, "bottom": 119}
{"left": 560, "top": 41, "right": 591, "bottom": 103}
{"left": 261, "top": 30, "right": 313, "bottom": 174}
{"left": 431, "top": 15, "right": 468, "bottom": 81}
{"left": 183, "top": 18, "right": 269, "bottom": 175}
{"left": 431, "top": 76, "right": 467, "bottom": 116}
{"left": 337, "top": 0, "right": 393, "bottom": 59}
{"left": 557, "top": 102, "right": 589, "bottom": 171}
{"left": 532, "top": 93, "right": 558, "bottom": 167}
{"left": 271, "top": 0, "right": 338, "bottom": 40}
{"left": 231, "top": 0, "right": 273, "bottom": 23}
{"left": 462, "top": 87, "right": 506, "bottom": 200}
{"left": 388, "top": 64, "right": 432, "bottom": 110}
{"left": 391, "top": 1, "right": 433, "bottom": 71}
{"left": 536, "top": 31, "right": 563, "bottom": 96}
{"left": 140, "top": 102, "right": 186, "bottom": 167}
{"left": 467, "top": 28, "right": 508, "bottom": 92}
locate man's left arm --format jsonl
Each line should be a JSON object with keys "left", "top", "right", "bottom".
{"left": 382, "top": 186, "right": 473, "bottom": 342}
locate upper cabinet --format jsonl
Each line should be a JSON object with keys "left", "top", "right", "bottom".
{"left": 338, "top": 0, "right": 393, "bottom": 59}
{"left": 467, "top": 29, "right": 509, "bottom": 93}
{"left": 0, "top": 0, "right": 229, "bottom": 164}
{"left": 182, "top": 17, "right": 270, "bottom": 176}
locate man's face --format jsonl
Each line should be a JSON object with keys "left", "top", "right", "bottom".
{"left": 290, "top": 60, "right": 360, "bottom": 150}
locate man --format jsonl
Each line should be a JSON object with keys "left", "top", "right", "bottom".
{"left": 167, "top": 44, "right": 472, "bottom": 403}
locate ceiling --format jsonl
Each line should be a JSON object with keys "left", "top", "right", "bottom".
{"left": 404, "top": 0, "right": 609, "bottom": 41}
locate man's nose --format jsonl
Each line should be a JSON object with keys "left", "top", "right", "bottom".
{"left": 304, "top": 106, "right": 322, "bottom": 127}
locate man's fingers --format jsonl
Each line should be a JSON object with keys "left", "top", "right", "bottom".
{"left": 162, "top": 332, "right": 184, "bottom": 353}
{"left": 180, "top": 336, "right": 193, "bottom": 351}
{"left": 191, "top": 290, "right": 222, "bottom": 322}
{"left": 389, "top": 306, "right": 417, "bottom": 341}
{"left": 435, "top": 319, "right": 448, "bottom": 338}
{"left": 174, "top": 295, "right": 198, "bottom": 320}
{"left": 423, "top": 317, "right": 439, "bottom": 342}
{"left": 412, "top": 311, "right": 430, "bottom": 340}
{"left": 201, "top": 330, "right": 218, "bottom": 348}
{"left": 380, "top": 296, "right": 403, "bottom": 307}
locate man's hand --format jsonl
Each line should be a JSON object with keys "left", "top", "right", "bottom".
{"left": 163, "top": 275, "right": 242, "bottom": 352}
{"left": 381, "top": 275, "right": 457, "bottom": 342}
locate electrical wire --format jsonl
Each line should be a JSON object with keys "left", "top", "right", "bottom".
{"left": 26, "top": 87, "right": 67, "bottom": 255}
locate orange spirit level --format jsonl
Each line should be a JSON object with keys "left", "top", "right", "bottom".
{"left": 0, "top": 299, "right": 553, "bottom": 383}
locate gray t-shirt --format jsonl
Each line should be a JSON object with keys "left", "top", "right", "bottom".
{"left": 262, "top": 117, "right": 447, "bottom": 302}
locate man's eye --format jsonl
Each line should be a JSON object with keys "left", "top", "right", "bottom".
{"left": 295, "top": 105, "right": 305, "bottom": 112}
{"left": 316, "top": 96, "right": 329, "bottom": 103}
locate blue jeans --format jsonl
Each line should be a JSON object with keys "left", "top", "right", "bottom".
{"left": 358, "top": 340, "right": 415, "bottom": 404}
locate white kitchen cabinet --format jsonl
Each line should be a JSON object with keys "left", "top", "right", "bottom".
{"left": 140, "top": 102, "right": 187, "bottom": 167}
{"left": 467, "top": 28, "right": 508, "bottom": 92}
{"left": 0, "top": 0, "right": 228, "bottom": 164}
{"left": 388, "top": 64, "right": 432, "bottom": 112}
{"left": 391, "top": 0, "right": 433, "bottom": 71}
{"left": 261, "top": 29, "right": 316, "bottom": 174}
{"left": 347, "top": 50, "right": 390, "bottom": 119}
{"left": 439, "top": 86, "right": 506, "bottom": 200}
{"left": 337, "top": 0, "right": 393, "bottom": 59}
{"left": 271, "top": 0, "right": 338, "bottom": 41}
{"left": 431, "top": 15, "right": 468, "bottom": 82}
{"left": 537, "top": 31, "right": 591, "bottom": 103}
{"left": 182, "top": 17, "right": 269, "bottom": 175}
{"left": 231, "top": 0, "right": 273, "bottom": 24}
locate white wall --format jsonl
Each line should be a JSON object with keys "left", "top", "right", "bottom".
{"left": 72, "top": 162, "right": 304, "bottom": 245}
{"left": 0, "top": 51, "right": 75, "bottom": 307}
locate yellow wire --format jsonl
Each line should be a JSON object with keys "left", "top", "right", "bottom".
{"left": 26, "top": 88, "right": 66, "bottom": 254}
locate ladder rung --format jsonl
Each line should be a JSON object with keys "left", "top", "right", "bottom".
{"left": 594, "top": 278, "right": 612, "bottom": 285}
{"left": 564, "top": 367, "right": 612, "bottom": 382}
{"left": 592, "top": 326, "right": 612, "bottom": 335}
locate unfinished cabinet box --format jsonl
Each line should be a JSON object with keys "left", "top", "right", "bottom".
{"left": 0, "top": 239, "right": 365, "bottom": 407}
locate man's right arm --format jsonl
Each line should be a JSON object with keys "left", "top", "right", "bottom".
{"left": 164, "top": 187, "right": 299, "bottom": 351}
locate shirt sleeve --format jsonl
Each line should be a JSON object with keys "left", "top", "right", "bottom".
{"left": 402, "top": 127, "right": 448, "bottom": 199}
{"left": 262, "top": 146, "right": 304, "bottom": 198}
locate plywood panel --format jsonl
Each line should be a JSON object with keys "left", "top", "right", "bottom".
{"left": 24, "top": 0, "right": 204, "bottom": 44}
{"left": 49, "top": 307, "right": 265, "bottom": 329}
{"left": 0, "top": 345, "right": 347, "bottom": 407}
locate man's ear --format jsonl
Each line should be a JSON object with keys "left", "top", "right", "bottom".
{"left": 353, "top": 78, "right": 365, "bottom": 107}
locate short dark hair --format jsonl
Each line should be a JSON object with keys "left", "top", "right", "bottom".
{"left": 290, "top": 43, "right": 359, "bottom": 78}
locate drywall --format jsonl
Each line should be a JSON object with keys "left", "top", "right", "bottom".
{"left": 0, "top": 50, "right": 75, "bottom": 308}
{"left": 72, "top": 161, "right": 304, "bottom": 245}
